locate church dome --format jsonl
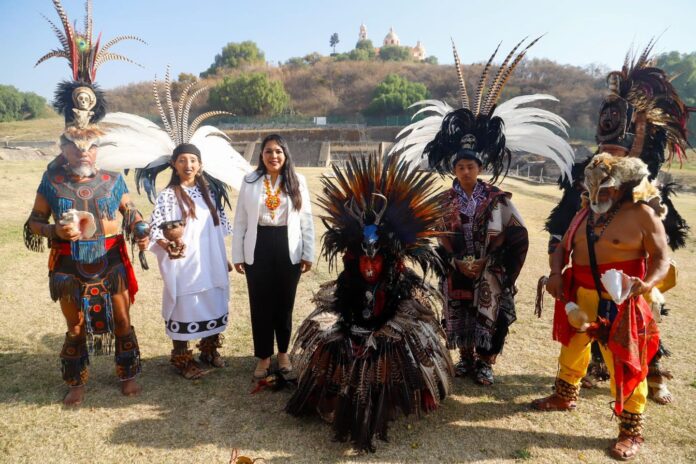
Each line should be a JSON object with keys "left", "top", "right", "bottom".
{"left": 383, "top": 27, "right": 400, "bottom": 46}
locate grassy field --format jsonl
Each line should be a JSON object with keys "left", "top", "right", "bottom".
{"left": 1, "top": 161, "right": 695, "bottom": 464}
{"left": 0, "top": 116, "right": 63, "bottom": 143}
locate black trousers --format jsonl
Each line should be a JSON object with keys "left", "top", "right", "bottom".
{"left": 245, "top": 226, "right": 301, "bottom": 359}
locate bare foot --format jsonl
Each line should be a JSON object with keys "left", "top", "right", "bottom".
{"left": 649, "top": 383, "right": 673, "bottom": 405}
{"left": 63, "top": 385, "right": 85, "bottom": 407}
{"left": 120, "top": 378, "right": 142, "bottom": 396}
{"left": 277, "top": 353, "right": 292, "bottom": 370}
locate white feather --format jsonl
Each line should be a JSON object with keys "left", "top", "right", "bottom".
{"left": 189, "top": 126, "right": 252, "bottom": 190}
{"left": 97, "top": 113, "right": 252, "bottom": 191}
{"left": 493, "top": 94, "right": 574, "bottom": 181}
{"left": 98, "top": 112, "right": 174, "bottom": 170}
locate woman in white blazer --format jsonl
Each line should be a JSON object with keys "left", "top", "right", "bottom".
{"left": 232, "top": 134, "right": 314, "bottom": 380}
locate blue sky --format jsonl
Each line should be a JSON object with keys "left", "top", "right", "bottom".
{"left": 1, "top": 0, "right": 695, "bottom": 99}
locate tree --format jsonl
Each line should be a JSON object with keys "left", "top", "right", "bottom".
{"left": 330, "top": 33, "right": 340, "bottom": 55}
{"left": 0, "top": 85, "right": 48, "bottom": 121}
{"left": 364, "top": 74, "right": 429, "bottom": 116}
{"left": 201, "top": 41, "right": 265, "bottom": 77}
{"left": 656, "top": 51, "right": 696, "bottom": 144}
{"left": 178, "top": 73, "right": 198, "bottom": 84}
{"left": 0, "top": 85, "right": 23, "bottom": 122}
{"left": 21, "top": 92, "right": 48, "bottom": 119}
{"left": 424, "top": 55, "right": 438, "bottom": 65}
{"left": 379, "top": 45, "right": 412, "bottom": 62}
{"left": 208, "top": 73, "right": 290, "bottom": 116}
{"left": 354, "top": 39, "right": 376, "bottom": 60}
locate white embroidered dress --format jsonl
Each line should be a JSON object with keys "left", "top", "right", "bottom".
{"left": 149, "top": 185, "right": 232, "bottom": 341}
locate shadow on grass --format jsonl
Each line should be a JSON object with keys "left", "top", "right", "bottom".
{"left": 0, "top": 341, "right": 618, "bottom": 463}
{"left": 450, "top": 372, "right": 611, "bottom": 404}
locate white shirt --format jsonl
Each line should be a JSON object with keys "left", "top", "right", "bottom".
{"left": 232, "top": 171, "right": 315, "bottom": 265}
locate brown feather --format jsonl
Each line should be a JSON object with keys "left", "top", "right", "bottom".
{"left": 473, "top": 41, "right": 501, "bottom": 116}
{"left": 451, "top": 39, "right": 470, "bottom": 110}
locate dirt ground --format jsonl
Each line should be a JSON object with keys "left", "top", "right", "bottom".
{"left": 0, "top": 162, "right": 695, "bottom": 463}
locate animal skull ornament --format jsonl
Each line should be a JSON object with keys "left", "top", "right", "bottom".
{"left": 72, "top": 87, "right": 97, "bottom": 110}
{"left": 460, "top": 133, "right": 477, "bottom": 150}
{"left": 345, "top": 193, "right": 388, "bottom": 259}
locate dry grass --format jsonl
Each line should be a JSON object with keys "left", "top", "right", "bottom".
{"left": 0, "top": 116, "right": 63, "bottom": 142}
{"left": 1, "top": 162, "right": 695, "bottom": 463}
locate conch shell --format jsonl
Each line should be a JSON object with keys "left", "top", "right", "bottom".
{"left": 600, "top": 269, "right": 631, "bottom": 305}
{"left": 59, "top": 209, "right": 96, "bottom": 239}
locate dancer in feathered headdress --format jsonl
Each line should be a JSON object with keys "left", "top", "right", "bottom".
{"left": 286, "top": 154, "right": 453, "bottom": 452}
{"left": 97, "top": 67, "right": 252, "bottom": 379}
{"left": 542, "top": 40, "right": 694, "bottom": 411}
{"left": 390, "top": 38, "right": 573, "bottom": 385}
{"left": 23, "top": 0, "right": 148, "bottom": 406}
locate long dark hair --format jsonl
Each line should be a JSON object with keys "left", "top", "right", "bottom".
{"left": 167, "top": 151, "right": 221, "bottom": 226}
{"left": 248, "top": 134, "right": 302, "bottom": 211}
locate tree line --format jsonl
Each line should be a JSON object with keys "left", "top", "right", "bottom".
{"left": 7, "top": 40, "right": 694, "bottom": 144}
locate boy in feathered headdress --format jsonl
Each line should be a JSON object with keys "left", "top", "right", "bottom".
{"left": 391, "top": 38, "right": 574, "bottom": 385}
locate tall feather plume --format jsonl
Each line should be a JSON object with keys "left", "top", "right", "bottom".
{"left": 483, "top": 36, "right": 543, "bottom": 115}
{"left": 450, "top": 39, "right": 470, "bottom": 110}
{"left": 177, "top": 81, "right": 196, "bottom": 142}
{"left": 187, "top": 111, "right": 232, "bottom": 140}
{"left": 97, "top": 35, "right": 147, "bottom": 57}
{"left": 164, "top": 67, "right": 180, "bottom": 145}
{"left": 181, "top": 86, "right": 208, "bottom": 143}
{"left": 153, "top": 77, "right": 175, "bottom": 141}
{"left": 93, "top": 52, "right": 144, "bottom": 70}
{"left": 40, "top": 15, "right": 70, "bottom": 54}
{"left": 84, "top": 0, "right": 92, "bottom": 45}
{"left": 38, "top": 0, "right": 143, "bottom": 83}
{"left": 473, "top": 41, "right": 501, "bottom": 116}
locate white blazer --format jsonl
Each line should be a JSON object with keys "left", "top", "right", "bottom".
{"left": 232, "top": 171, "right": 315, "bottom": 265}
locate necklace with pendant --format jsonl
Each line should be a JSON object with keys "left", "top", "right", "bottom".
{"left": 263, "top": 176, "right": 282, "bottom": 220}
{"left": 588, "top": 202, "right": 622, "bottom": 243}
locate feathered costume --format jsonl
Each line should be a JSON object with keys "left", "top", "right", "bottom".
{"left": 546, "top": 40, "right": 692, "bottom": 254}
{"left": 286, "top": 154, "right": 453, "bottom": 453}
{"left": 389, "top": 38, "right": 573, "bottom": 382}
{"left": 542, "top": 41, "right": 693, "bottom": 404}
{"left": 23, "top": 0, "right": 147, "bottom": 388}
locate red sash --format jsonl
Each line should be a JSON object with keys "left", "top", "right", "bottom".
{"left": 51, "top": 235, "right": 139, "bottom": 303}
{"left": 550, "top": 209, "right": 659, "bottom": 413}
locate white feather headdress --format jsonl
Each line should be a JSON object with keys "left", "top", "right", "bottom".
{"left": 389, "top": 38, "right": 574, "bottom": 183}
{"left": 97, "top": 67, "right": 252, "bottom": 202}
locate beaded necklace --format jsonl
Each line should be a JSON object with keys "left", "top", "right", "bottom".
{"left": 587, "top": 201, "right": 622, "bottom": 243}
{"left": 263, "top": 175, "right": 282, "bottom": 220}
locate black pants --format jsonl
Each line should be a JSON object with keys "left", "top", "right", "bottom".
{"left": 245, "top": 226, "right": 301, "bottom": 359}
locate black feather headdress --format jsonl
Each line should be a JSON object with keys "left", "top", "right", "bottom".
{"left": 596, "top": 39, "right": 693, "bottom": 174}
{"left": 391, "top": 37, "right": 574, "bottom": 184}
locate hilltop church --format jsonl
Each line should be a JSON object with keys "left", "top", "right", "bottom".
{"left": 359, "top": 24, "right": 426, "bottom": 61}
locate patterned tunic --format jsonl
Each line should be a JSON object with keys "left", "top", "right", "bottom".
{"left": 149, "top": 185, "right": 232, "bottom": 340}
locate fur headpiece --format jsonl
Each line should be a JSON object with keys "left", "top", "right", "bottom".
{"left": 583, "top": 153, "right": 665, "bottom": 218}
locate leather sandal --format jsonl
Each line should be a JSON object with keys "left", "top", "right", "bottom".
{"left": 609, "top": 434, "right": 644, "bottom": 461}
{"left": 474, "top": 359, "right": 494, "bottom": 386}
{"left": 531, "top": 393, "right": 577, "bottom": 411}
{"left": 170, "top": 350, "right": 206, "bottom": 380}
